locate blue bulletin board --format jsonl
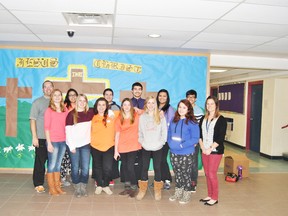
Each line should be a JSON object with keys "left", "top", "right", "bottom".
{"left": 0, "top": 48, "right": 208, "bottom": 168}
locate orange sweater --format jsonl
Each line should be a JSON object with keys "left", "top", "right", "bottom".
{"left": 91, "top": 111, "right": 119, "bottom": 152}
{"left": 115, "top": 113, "right": 142, "bottom": 153}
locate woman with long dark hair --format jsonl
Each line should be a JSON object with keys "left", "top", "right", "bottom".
{"left": 167, "top": 99, "right": 199, "bottom": 204}
{"left": 61, "top": 88, "right": 78, "bottom": 186}
{"left": 156, "top": 89, "right": 175, "bottom": 189}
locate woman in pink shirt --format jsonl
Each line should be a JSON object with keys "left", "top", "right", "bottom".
{"left": 44, "top": 89, "right": 68, "bottom": 196}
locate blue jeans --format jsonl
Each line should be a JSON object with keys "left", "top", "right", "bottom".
{"left": 47, "top": 141, "right": 66, "bottom": 173}
{"left": 69, "top": 144, "right": 91, "bottom": 184}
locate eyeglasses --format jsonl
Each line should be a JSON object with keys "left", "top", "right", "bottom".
{"left": 69, "top": 94, "right": 77, "bottom": 97}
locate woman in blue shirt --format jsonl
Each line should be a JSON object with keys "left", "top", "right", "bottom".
{"left": 167, "top": 99, "right": 199, "bottom": 204}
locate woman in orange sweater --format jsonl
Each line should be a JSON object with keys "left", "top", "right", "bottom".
{"left": 114, "top": 98, "right": 142, "bottom": 198}
{"left": 91, "top": 97, "right": 118, "bottom": 195}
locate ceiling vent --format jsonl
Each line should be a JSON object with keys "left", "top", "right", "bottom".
{"left": 63, "top": 12, "right": 113, "bottom": 27}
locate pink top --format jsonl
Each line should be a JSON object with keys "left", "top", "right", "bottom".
{"left": 44, "top": 107, "right": 68, "bottom": 142}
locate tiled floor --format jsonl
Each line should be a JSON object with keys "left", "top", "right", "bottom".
{"left": 1, "top": 143, "right": 288, "bottom": 216}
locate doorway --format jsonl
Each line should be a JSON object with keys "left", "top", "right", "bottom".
{"left": 246, "top": 81, "right": 263, "bottom": 152}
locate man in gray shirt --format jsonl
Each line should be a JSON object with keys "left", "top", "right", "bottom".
{"left": 30, "top": 80, "right": 54, "bottom": 193}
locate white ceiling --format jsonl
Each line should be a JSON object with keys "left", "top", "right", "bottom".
{"left": 1, "top": 0, "right": 288, "bottom": 82}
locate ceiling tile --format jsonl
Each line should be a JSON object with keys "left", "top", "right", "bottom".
{"left": 205, "top": 20, "right": 288, "bottom": 37}
{"left": 114, "top": 28, "right": 197, "bottom": 40}
{"left": 262, "top": 37, "right": 288, "bottom": 46}
{"left": 0, "top": 10, "right": 20, "bottom": 24}
{"left": 0, "top": 0, "right": 115, "bottom": 13}
{"left": 192, "top": 32, "right": 276, "bottom": 45}
{"left": 114, "top": 37, "right": 185, "bottom": 48}
{"left": 248, "top": 45, "right": 288, "bottom": 54}
{"left": 116, "top": 0, "right": 238, "bottom": 19}
{"left": 245, "top": 0, "right": 288, "bottom": 7}
{"left": 182, "top": 41, "right": 254, "bottom": 51}
{"left": 11, "top": 11, "right": 67, "bottom": 25}
{"left": 115, "top": 15, "right": 214, "bottom": 31}
{"left": 0, "top": 33, "right": 40, "bottom": 41}
{"left": 0, "top": 24, "right": 32, "bottom": 34}
{"left": 222, "top": 3, "right": 288, "bottom": 24}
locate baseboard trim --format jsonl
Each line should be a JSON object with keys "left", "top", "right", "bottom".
{"left": 260, "top": 152, "right": 283, "bottom": 160}
{"left": 225, "top": 140, "right": 285, "bottom": 160}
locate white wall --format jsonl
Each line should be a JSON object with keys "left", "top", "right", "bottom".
{"left": 260, "top": 78, "right": 275, "bottom": 155}
{"left": 222, "top": 111, "right": 247, "bottom": 147}
{"left": 271, "top": 79, "right": 288, "bottom": 155}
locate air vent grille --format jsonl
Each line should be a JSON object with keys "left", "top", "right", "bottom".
{"left": 63, "top": 13, "right": 113, "bottom": 27}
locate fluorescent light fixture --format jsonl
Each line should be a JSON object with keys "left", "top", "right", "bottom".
{"left": 210, "top": 69, "right": 227, "bottom": 73}
{"left": 148, "top": 34, "right": 161, "bottom": 38}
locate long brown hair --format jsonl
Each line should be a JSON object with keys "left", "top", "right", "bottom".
{"left": 93, "top": 97, "right": 109, "bottom": 127}
{"left": 204, "top": 96, "right": 220, "bottom": 119}
{"left": 173, "top": 99, "right": 196, "bottom": 124}
{"left": 120, "top": 98, "right": 135, "bottom": 125}
{"left": 144, "top": 96, "right": 160, "bottom": 125}
{"left": 72, "top": 94, "right": 89, "bottom": 124}
{"left": 49, "top": 89, "right": 65, "bottom": 112}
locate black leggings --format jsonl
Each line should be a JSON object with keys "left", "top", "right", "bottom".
{"left": 120, "top": 151, "right": 138, "bottom": 186}
{"left": 141, "top": 148, "right": 162, "bottom": 181}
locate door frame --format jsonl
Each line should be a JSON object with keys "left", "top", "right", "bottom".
{"left": 246, "top": 80, "right": 263, "bottom": 151}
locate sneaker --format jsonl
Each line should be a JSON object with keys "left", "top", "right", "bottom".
{"left": 163, "top": 180, "right": 171, "bottom": 190}
{"left": 109, "top": 180, "right": 115, "bottom": 186}
{"left": 128, "top": 189, "right": 137, "bottom": 198}
{"left": 95, "top": 186, "right": 102, "bottom": 195}
{"left": 35, "top": 185, "right": 45, "bottom": 193}
{"left": 119, "top": 189, "right": 130, "bottom": 196}
{"left": 102, "top": 186, "right": 113, "bottom": 195}
{"left": 191, "top": 185, "right": 196, "bottom": 193}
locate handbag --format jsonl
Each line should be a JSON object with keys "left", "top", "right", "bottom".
{"left": 225, "top": 172, "right": 239, "bottom": 182}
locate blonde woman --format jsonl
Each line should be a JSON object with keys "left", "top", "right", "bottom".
{"left": 44, "top": 89, "right": 68, "bottom": 195}
{"left": 136, "top": 96, "right": 167, "bottom": 201}
{"left": 65, "top": 94, "right": 94, "bottom": 198}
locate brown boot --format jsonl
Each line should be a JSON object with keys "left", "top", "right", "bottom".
{"left": 54, "top": 172, "right": 66, "bottom": 195}
{"left": 47, "top": 173, "right": 59, "bottom": 196}
{"left": 154, "top": 180, "right": 163, "bottom": 201}
{"left": 136, "top": 180, "right": 148, "bottom": 201}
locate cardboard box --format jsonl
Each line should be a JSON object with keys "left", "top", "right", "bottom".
{"left": 224, "top": 154, "right": 249, "bottom": 178}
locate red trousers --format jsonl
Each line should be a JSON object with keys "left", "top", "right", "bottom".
{"left": 202, "top": 153, "right": 223, "bottom": 200}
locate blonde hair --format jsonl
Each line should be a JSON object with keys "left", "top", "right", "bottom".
{"left": 144, "top": 96, "right": 160, "bottom": 125}
{"left": 49, "top": 89, "right": 65, "bottom": 112}
{"left": 73, "top": 94, "right": 89, "bottom": 124}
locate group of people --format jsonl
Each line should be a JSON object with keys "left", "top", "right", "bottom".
{"left": 30, "top": 80, "right": 227, "bottom": 206}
